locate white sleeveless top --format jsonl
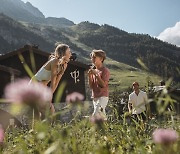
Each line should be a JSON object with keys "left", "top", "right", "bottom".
{"left": 33, "top": 58, "right": 56, "bottom": 81}
{"left": 32, "top": 58, "right": 65, "bottom": 82}
{"left": 34, "top": 67, "right": 51, "bottom": 81}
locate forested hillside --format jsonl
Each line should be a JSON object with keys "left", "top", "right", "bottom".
{"left": 0, "top": 13, "right": 89, "bottom": 60}
{"left": 0, "top": 14, "right": 52, "bottom": 52}
{"left": 70, "top": 22, "right": 180, "bottom": 81}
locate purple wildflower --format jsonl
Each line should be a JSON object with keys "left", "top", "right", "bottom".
{"left": 90, "top": 115, "right": 105, "bottom": 124}
{"left": 66, "top": 92, "right": 84, "bottom": 105}
{"left": 90, "top": 115, "right": 105, "bottom": 131}
{"left": 4, "top": 79, "right": 52, "bottom": 108}
{"left": 0, "top": 124, "right": 4, "bottom": 144}
{"left": 152, "top": 128, "right": 179, "bottom": 145}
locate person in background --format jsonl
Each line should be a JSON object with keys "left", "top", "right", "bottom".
{"left": 128, "top": 82, "right": 148, "bottom": 121}
{"left": 88, "top": 49, "right": 110, "bottom": 120}
{"left": 30, "top": 43, "right": 72, "bottom": 114}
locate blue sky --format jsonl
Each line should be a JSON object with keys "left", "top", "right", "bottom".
{"left": 22, "top": 0, "right": 180, "bottom": 46}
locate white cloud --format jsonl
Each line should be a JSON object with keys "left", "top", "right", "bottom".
{"left": 157, "top": 22, "right": 180, "bottom": 47}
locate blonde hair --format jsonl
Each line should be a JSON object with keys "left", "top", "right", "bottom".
{"left": 90, "top": 49, "right": 106, "bottom": 63}
{"left": 49, "top": 43, "right": 69, "bottom": 59}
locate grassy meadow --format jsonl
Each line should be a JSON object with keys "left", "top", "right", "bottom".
{"left": 106, "top": 58, "right": 161, "bottom": 92}
{"left": 0, "top": 46, "right": 179, "bottom": 154}
{"left": 1, "top": 69, "right": 179, "bottom": 153}
{"left": 1, "top": 116, "right": 180, "bottom": 154}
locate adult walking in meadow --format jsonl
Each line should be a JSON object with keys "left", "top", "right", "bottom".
{"left": 128, "top": 82, "right": 148, "bottom": 122}
{"left": 88, "top": 50, "right": 110, "bottom": 120}
{"left": 30, "top": 43, "right": 72, "bottom": 114}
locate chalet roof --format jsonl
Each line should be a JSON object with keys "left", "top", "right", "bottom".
{"left": 0, "top": 64, "right": 21, "bottom": 75}
{"left": 0, "top": 45, "right": 49, "bottom": 61}
{"left": 0, "top": 45, "right": 89, "bottom": 69}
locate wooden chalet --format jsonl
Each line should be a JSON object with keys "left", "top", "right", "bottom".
{"left": 0, "top": 45, "right": 89, "bottom": 102}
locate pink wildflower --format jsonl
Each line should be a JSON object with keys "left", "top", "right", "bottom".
{"left": 90, "top": 115, "right": 105, "bottom": 124}
{"left": 0, "top": 124, "right": 4, "bottom": 144}
{"left": 66, "top": 92, "right": 84, "bottom": 105}
{"left": 152, "top": 128, "right": 179, "bottom": 145}
{"left": 4, "top": 79, "right": 52, "bottom": 108}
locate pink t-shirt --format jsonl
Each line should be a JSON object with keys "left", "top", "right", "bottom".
{"left": 91, "top": 66, "right": 110, "bottom": 98}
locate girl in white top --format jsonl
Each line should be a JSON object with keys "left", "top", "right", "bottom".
{"left": 30, "top": 43, "right": 72, "bottom": 113}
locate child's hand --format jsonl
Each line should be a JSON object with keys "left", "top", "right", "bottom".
{"left": 60, "top": 56, "right": 70, "bottom": 64}
{"left": 88, "top": 69, "right": 98, "bottom": 76}
{"left": 90, "top": 69, "right": 97, "bottom": 75}
{"left": 57, "top": 59, "right": 68, "bottom": 75}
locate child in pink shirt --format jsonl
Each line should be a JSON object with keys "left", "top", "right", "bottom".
{"left": 88, "top": 50, "right": 110, "bottom": 120}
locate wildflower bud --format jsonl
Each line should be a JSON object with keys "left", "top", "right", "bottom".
{"left": 90, "top": 115, "right": 105, "bottom": 125}
{"left": 152, "top": 128, "right": 179, "bottom": 145}
{"left": 66, "top": 92, "right": 84, "bottom": 105}
{"left": 5, "top": 79, "right": 52, "bottom": 108}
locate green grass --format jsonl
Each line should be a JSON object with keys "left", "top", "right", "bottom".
{"left": 105, "top": 58, "right": 161, "bottom": 92}
{"left": 109, "top": 69, "right": 161, "bottom": 91}
{"left": 2, "top": 114, "right": 180, "bottom": 154}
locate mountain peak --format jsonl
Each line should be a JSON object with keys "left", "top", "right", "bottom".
{"left": 0, "top": 0, "right": 74, "bottom": 27}
{"left": 0, "top": 0, "right": 45, "bottom": 22}
{"left": 24, "top": 1, "right": 45, "bottom": 18}
{"left": 72, "top": 21, "right": 100, "bottom": 32}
